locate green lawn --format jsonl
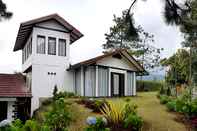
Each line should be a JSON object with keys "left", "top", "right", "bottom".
{"left": 119, "top": 92, "right": 188, "bottom": 131}
{"left": 68, "top": 92, "right": 189, "bottom": 131}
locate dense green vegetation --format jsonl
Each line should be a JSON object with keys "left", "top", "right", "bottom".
{"left": 136, "top": 80, "right": 164, "bottom": 92}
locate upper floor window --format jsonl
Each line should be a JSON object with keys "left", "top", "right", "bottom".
{"left": 37, "top": 35, "right": 45, "bottom": 54}
{"left": 58, "top": 39, "right": 66, "bottom": 56}
{"left": 48, "top": 37, "right": 56, "bottom": 55}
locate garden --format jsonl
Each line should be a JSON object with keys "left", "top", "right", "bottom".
{"left": 0, "top": 89, "right": 143, "bottom": 131}
{"left": 0, "top": 88, "right": 190, "bottom": 131}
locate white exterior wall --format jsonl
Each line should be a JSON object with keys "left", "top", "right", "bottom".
{"left": 97, "top": 56, "right": 138, "bottom": 71}
{"left": 75, "top": 55, "right": 138, "bottom": 97}
{"left": 133, "top": 72, "right": 136, "bottom": 96}
{"left": 97, "top": 56, "right": 137, "bottom": 96}
{"left": 0, "top": 98, "right": 16, "bottom": 121}
{"left": 21, "top": 21, "right": 74, "bottom": 115}
{"left": 7, "top": 101, "right": 15, "bottom": 121}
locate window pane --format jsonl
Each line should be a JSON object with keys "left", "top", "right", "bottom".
{"left": 29, "top": 38, "right": 32, "bottom": 55}
{"left": 48, "top": 37, "right": 56, "bottom": 55}
{"left": 58, "top": 39, "right": 66, "bottom": 56}
{"left": 37, "top": 35, "right": 45, "bottom": 54}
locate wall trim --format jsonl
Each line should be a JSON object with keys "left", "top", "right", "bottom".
{"left": 35, "top": 25, "right": 70, "bottom": 34}
{"left": 97, "top": 64, "right": 135, "bottom": 72}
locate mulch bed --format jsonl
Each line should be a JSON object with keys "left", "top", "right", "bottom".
{"left": 173, "top": 112, "right": 193, "bottom": 130}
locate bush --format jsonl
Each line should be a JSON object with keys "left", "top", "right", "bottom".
{"left": 85, "top": 117, "right": 109, "bottom": 131}
{"left": 124, "top": 113, "right": 143, "bottom": 131}
{"left": 166, "top": 87, "right": 171, "bottom": 96}
{"left": 166, "top": 100, "right": 176, "bottom": 111}
{"left": 124, "top": 103, "right": 138, "bottom": 116}
{"left": 160, "top": 95, "right": 171, "bottom": 104}
{"left": 100, "top": 101, "right": 125, "bottom": 124}
{"left": 93, "top": 100, "right": 107, "bottom": 113}
{"left": 159, "top": 86, "right": 166, "bottom": 95}
{"left": 137, "top": 80, "right": 164, "bottom": 92}
{"left": 53, "top": 91, "right": 76, "bottom": 100}
{"left": 77, "top": 98, "right": 107, "bottom": 113}
{"left": 44, "top": 98, "right": 73, "bottom": 131}
{"left": 0, "top": 119, "right": 44, "bottom": 131}
{"left": 22, "top": 120, "right": 39, "bottom": 131}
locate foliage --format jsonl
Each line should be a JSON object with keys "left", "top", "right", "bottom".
{"left": 22, "top": 120, "right": 39, "bottom": 131}
{"left": 85, "top": 117, "right": 110, "bottom": 131}
{"left": 137, "top": 80, "right": 164, "bottom": 92}
{"left": 166, "top": 100, "right": 176, "bottom": 111}
{"left": 124, "top": 103, "right": 138, "bottom": 117}
{"left": 159, "top": 86, "right": 166, "bottom": 95}
{"left": 77, "top": 98, "right": 107, "bottom": 113}
{"left": 0, "top": 119, "right": 48, "bottom": 131}
{"left": 100, "top": 100, "right": 142, "bottom": 130}
{"left": 166, "top": 86, "right": 171, "bottom": 96}
{"left": 103, "top": 9, "right": 163, "bottom": 70}
{"left": 161, "top": 49, "right": 190, "bottom": 86}
{"left": 124, "top": 113, "right": 143, "bottom": 131}
{"left": 0, "top": 0, "right": 12, "bottom": 21}
{"left": 53, "top": 85, "right": 58, "bottom": 98}
{"left": 124, "top": 97, "right": 131, "bottom": 103}
{"left": 159, "top": 95, "right": 171, "bottom": 104}
{"left": 100, "top": 101, "right": 126, "bottom": 124}
{"left": 53, "top": 91, "right": 76, "bottom": 100}
{"left": 44, "top": 98, "right": 73, "bottom": 131}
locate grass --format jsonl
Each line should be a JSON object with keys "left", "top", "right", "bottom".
{"left": 114, "top": 92, "right": 189, "bottom": 131}
{"left": 68, "top": 92, "right": 189, "bottom": 131}
{"left": 35, "top": 92, "right": 189, "bottom": 131}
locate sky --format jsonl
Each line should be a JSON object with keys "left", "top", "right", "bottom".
{"left": 0, "top": 0, "right": 183, "bottom": 73}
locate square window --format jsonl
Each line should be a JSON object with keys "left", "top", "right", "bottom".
{"left": 48, "top": 37, "right": 56, "bottom": 55}
{"left": 37, "top": 35, "right": 45, "bottom": 54}
{"left": 58, "top": 39, "right": 66, "bottom": 56}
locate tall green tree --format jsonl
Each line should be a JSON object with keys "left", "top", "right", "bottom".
{"left": 0, "top": 0, "right": 12, "bottom": 21}
{"left": 161, "top": 49, "right": 190, "bottom": 85}
{"left": 103, "top": 10, "right": 163, "bottom": 70}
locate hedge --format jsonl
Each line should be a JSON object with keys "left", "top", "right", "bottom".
{"left": 136, "top": 80, "right": 164, "bottom": 92}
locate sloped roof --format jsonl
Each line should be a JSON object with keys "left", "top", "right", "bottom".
{"left": 0, "top": 74, "right": 31, "bottom": 97}
{"left": 13, "top": 13, "right": 83, "bottom": 51}
{"left": 68, "top": 49, "right": 146, "bottom": 73}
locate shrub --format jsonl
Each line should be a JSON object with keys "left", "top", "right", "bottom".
{"left": 85, "top": 117, "right": 109, "bottom": 131}
{"left": 124, "top": 103, "right": 138, "bottom": 116}
{"left": 100, "top": 101, "right": 125, "bottom": 124}
{"left": 77, "top": 98, "right": 107, "bottom": 113}
{"left": 124, "top": 113, "right": 143, "bottom": 131}
{"left": 40, "top": 125, "right": 51, "bottom": 131}
{"left": 41, "top": 98, "right": 53, "bottom": 106}
{"left": 160, "top": 95, "right": 171, "bottom": 104}
{"left": 0, "top": 119, "right": 42, "bottom": 131}
{"left": 137, "top": 80, "right": 164, "bottom": 92}
{"left": 166, "top": 86, "right": 171, "bottom": 96}
{"left": 174, "top": 99, "right": 185, "bottom": 113}
{"left": 53, "top": 91, "right": 75, "bottom": 100}
{"left": 159, "top": 86, "right": 166, "bottom": 95}
{"left": 124, "top": 98, "right": 131, "bottom": 103}
{"left": 22, "top": 120, "right": 40, "bottom": 131}
{"left": 93, "top": 100, "right": 107, "bottom": 113}
{"left": 53, "top": 85, "right": 58, "bottom": 97}
{"left": 44, "top": 98, "right": 73, "bottom": 131}
{"left": 166, "top": 100, "right": 176, "bottom": 111}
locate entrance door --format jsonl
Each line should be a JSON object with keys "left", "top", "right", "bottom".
{"left": 0, "top": 101, "right": 8, "bottom": 121}
{"left": 111, "top": 73, "right": 125, "bottom": 97}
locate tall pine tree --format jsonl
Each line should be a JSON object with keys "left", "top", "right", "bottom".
{"left": 103, "top": 10, "right": 163, "bottom": 70}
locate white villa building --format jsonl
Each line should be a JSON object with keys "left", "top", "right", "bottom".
{"left": 0, "top": 14, "right": 145, "bottom": 122}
